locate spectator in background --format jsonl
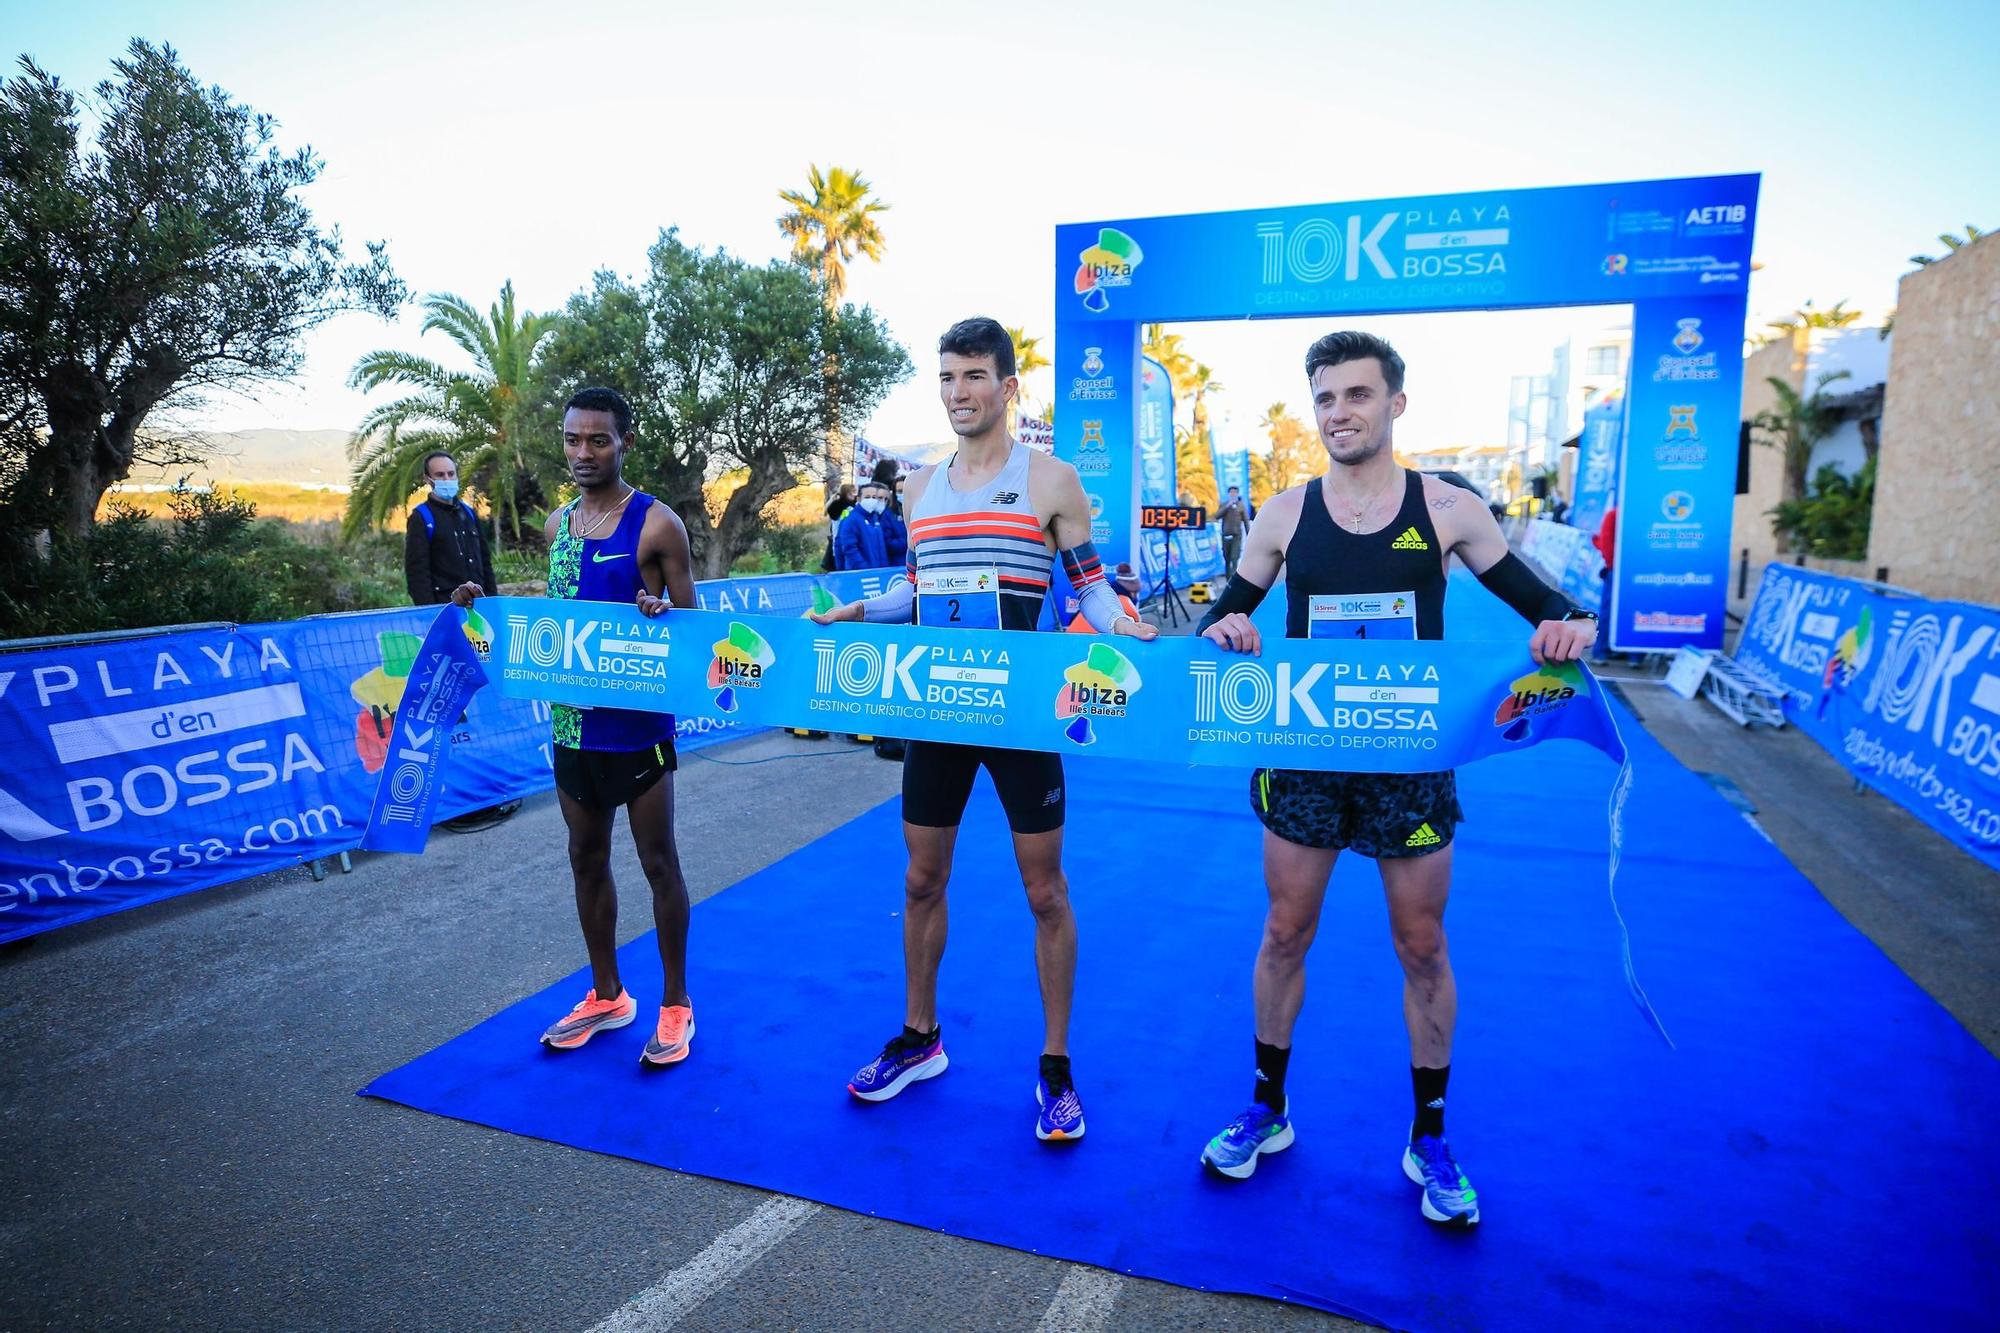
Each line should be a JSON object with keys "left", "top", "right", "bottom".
{"left": 1113, "top": 560, "right": 1143, "bottom": 604}
{"left": 1218, "top": 485, "right": 1250, "bottom": 579}
{"left": 1591, "top": 504, "right": 1618, "bottom": 664}
{"left": 836, "top": 480, "right": 906, "bottom": 570}
{"left": 405, "top": 451, "right": 496, "bottom": 606}
{"left": 821, "top": 482, "right": 858, "bottom": 572}
{"left": 871, "top": 458, "right": 906, "bottom": 519}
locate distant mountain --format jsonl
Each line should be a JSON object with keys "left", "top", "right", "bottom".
{"left": 127, "top": 429, "right": 354, "bottom": 486}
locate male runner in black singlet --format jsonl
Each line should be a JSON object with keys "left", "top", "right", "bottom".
{"left": 1193, "top": 333, "right": 1597, "bottom": 1225}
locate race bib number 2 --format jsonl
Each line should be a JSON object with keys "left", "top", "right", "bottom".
{"left": 917, "top": 568, "right": 1002, "bottom": 629}
{"left": 1308, "top": 591, "right": 1417, "bottom": 640}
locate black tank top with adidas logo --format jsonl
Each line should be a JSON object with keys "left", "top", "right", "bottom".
{"left": 1284, "top": 470, "right": 1447, "bottom": 641}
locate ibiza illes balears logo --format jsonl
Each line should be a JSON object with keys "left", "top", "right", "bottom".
{"left": 707, "top": 621, "right": 775, "bottom": 714}
{"left": 1055, "top": 642, "right": 1143, "bottom": 746}
{"left": 1074, "top": 228, "right": 1143, "bottom": 312}
{"left": 1493, "top": 662, "right": 1587, "bottom": 742}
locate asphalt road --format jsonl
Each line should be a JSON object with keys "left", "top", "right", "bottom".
{"left": 0, "top": 729, "right": 1355, "bottom": 1332}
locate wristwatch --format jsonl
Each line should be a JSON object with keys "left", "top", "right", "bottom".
{"left": 1562, "top": 609, "right": 1599, "bottom": 623}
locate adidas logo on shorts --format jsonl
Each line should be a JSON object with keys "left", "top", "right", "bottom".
{"left": 1391, "top": 526, "right": 1430, "bottom": 552}
{"left": 1406, "top": 822, "right": 1443, "bottom": 848}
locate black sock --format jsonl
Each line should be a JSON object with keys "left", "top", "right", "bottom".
{"left": 902, "top": 1023, "right": 939, "bottom": 1049}
{"left": 1039, "top": 1053, "right": 1074, "bottom": 1095}
{"left": 1412, "top": 1064, "right": 1450, "bottom": 1140}
{"left": 1254, "top": 1039, "right": 1291, "bottom": 1111}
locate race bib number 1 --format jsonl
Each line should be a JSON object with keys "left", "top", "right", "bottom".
{"left": 1308, "top": 591, "right": 1417, "bottom": 640}
{"left": 917, "top": 568, "right": 1002, "bottom": 629}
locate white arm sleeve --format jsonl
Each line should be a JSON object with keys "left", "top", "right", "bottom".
{"left": 859, "top": 577, "right": 916, "bottom": 624}
{"left": 1076, "top": 577, "right": 1130, "bottom": 633}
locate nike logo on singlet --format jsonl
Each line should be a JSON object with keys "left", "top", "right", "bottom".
{"left": 592, "top": 551, "right": 630, "bottom": 563}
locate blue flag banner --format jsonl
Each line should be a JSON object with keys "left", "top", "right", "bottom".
{"left": 482, "top": 599, "right": 1624, "bottom": 776}
{"left": 1570, "top": 392, "right": 1623, "bottom": 539}
{"left": 1212, "top": 430, "right": 1251, "bottom": 506}
{"left": 1737, "top": 565, "right": 2000, "bottom": 870}
{"left": 1136, "top": 356, "right": 1176, "bottom": 588}
{"left": 360, "top": 606, "right": 489, "bottom": 853}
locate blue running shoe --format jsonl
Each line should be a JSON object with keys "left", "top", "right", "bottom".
{"left": 1200, "top": 1102, "right": 1294, "bottom": 1179}
{"left": 847, "top": 1031, "right": 947, "bottom": 1102}
{"left": 1035, "top": 1076, "right": 1086, "bottom": 1142}
{"left": 1403, "top": 1133, "right": 1480, "bottom": 1226}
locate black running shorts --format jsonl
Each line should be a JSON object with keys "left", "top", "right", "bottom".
{"left": 1249, "top": 767, "right": 1462, "bottom": 857}
{"left": 902, "top": 740, "right": 1066, "bottom": 835}
{"left": 554, "top": 740, "right": 676, "bottom": 811}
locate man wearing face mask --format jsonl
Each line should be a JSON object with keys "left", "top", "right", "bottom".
{"left": 405, "top": 450, "right": 497, "bottom": 606}
{"left": 834, "top": 480, "right": 907, "bottom": 571}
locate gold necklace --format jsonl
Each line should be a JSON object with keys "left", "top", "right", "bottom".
{"left": 572, "top": 485, "right": 634, "bottom": 541}
{"left": 1328, "top": 473, "right": 1399, "bottom": 533}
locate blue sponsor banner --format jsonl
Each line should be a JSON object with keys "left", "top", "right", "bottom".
{"left": 1057, "top": 174, "right": 1758, "bottom": 323}
{"left": 1609, "top": 294, "right": 1745, "bottom": 652}
{"left": 1570, "top": 392, "right": 1623, "bottom": 539}
{"left": 1517, "top": 519, "right": 1604, "bottom": 614}
{"left": 1172, "top": 523, "right": 1226, "bottom": 584}
{"left": 484, "top": 599, "right": 1625, "bottom": 776}
{"left": 360, "top": 606, "right": 489, "bottom": 853}
{"left": 1736, "top": 566, "right": 2000, "bottom": 869}
{"left": 0, "top": 567, "right": 907, "bottom": 942}
{"left": 1056, "top": 323, "right": 1138, "bottom": 574}
{"left": 1213, "top": 432, "right": 1251, "bottom": 507}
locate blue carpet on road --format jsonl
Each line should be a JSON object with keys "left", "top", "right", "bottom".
{"left": 365, "top": 586, "right": 2000, "bottom": 1331}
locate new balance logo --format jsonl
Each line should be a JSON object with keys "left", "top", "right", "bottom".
{"left": 1391, "top": 527, "right": 1429, "bottom": 552}
{"left": 1042, "top": 787, "right": 1063, "bottom": 806}
{"left": 1406, "top": 822, "right": 1442, "bottom": 847}
{"left": 993, "top": 491, "right": 1020, "bottom": 504}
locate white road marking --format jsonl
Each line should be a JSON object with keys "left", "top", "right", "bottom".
{"left": 587, "top": 1195, "right": 821, "bottom": 1331}
{"left": 1034, "top": 1263, "right": 1125, "bottom": 1333}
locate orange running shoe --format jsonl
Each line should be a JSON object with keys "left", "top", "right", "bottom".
{"left": 641, "top": 1002, "right": 695, "bottom": 1067}
{"left": 539, "top": 988, "right": 637, "bottom": 1050}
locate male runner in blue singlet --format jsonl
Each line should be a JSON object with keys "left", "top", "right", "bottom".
{"left": 1192, "top": 333, "right": 1597, "bottom": 1224}
{"left": 456, "top": 387, "right": 701, "bottom": 1067}
{"left": 811, "top": 318, "right": 1158, "bottom": 1141}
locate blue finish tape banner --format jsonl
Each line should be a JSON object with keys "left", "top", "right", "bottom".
{"left": 1059, "top": 174, "right": 1759, "bottom": 324}
{"left": 482, "top": 599, "right": 1625, "bottom": 776}
{"left": 0, "top": 567, "right": 908, "bottom": 942}
{"left": 1737, "top": 565, "right": 2000, "bottom": 869}
{"left": 360, "top": 606, "right": 489, "bottom": 853}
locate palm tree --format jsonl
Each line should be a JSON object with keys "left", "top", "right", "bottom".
{"left": 778, "top": 165, "right": 889, "bottom": 312}
{"left": 777, "top": 165, "right": 890, "bottom": 489}
{"left": 1910, "top": 224, "right": 1986, "bottom": 266}
{"left": 1757, "top": 299, "right": 1863, "bottom": 371}
{"left": 1751, "top": 369, "right": 1853, "bottom": 524}
{"left": 1005, "top": 325, "right": 1051, "bottom": 431}
{"left": 344, "top": 282, "right": 556, "bottom": 545}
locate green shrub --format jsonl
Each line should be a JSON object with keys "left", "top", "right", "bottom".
{"left": 1769, "top": 458, "right": 1874, "bottom": 561}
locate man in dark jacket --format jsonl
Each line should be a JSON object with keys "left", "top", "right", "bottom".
{"left": 835, "top": 481, "right": 907, "bottom": 570}
{"left": 405, "top": 451, "right": 498, "bottom": 605}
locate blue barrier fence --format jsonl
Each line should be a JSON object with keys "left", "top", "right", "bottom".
{"left": 1735, "top": 564, "right": 2000, "bottom": 870}
{"left": 0, "top": 567, "right": 905, "bottom": 943}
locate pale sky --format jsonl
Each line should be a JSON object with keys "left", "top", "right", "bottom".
{"left": 7, "top": 0, "right": 1995, "bottom": 458}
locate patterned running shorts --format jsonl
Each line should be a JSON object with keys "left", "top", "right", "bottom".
{"left": 1248, "top": 767, "right": 1463, "bottom": 858}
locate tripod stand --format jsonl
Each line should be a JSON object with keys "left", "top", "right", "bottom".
{"left": 1148, "top": 536, "right": 1190, "bottom": 627}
